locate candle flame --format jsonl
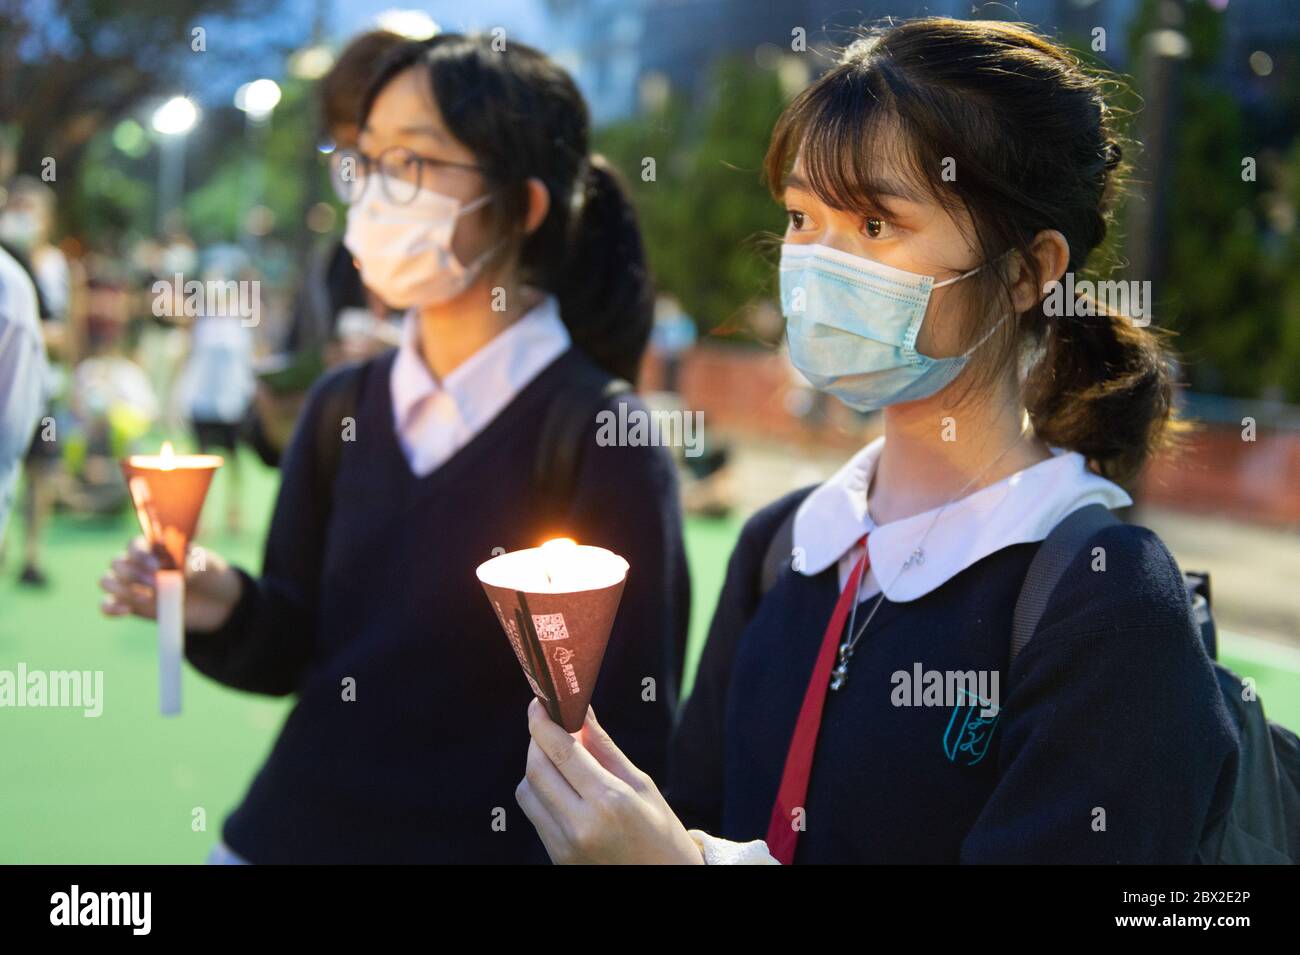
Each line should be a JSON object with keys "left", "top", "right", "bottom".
{"left": 540, "top": 537, "right": 578, "bottom": 588}
{"left": 159, "top": 441, "right": 176, "bottom": 471}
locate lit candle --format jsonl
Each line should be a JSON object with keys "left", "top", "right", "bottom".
{"left": 539, "top": 537, "right": 579, "bottom": 591}
{"left": 477, "top": 538, "right": 629, "bottom": 731}
{"left": 155, "top": 569, "right": 184, "bottom": 715}
{"left": 120, "top": 442, "right": 222, "bottom": 716}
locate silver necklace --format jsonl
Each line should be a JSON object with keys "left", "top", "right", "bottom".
{"left": 828, "top": 423, "right": 1031, "bottom": 691}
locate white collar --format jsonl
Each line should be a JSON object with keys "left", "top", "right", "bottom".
{"left": 389, "top": 293, "right": 570, "bottom": 476}
{"left": 792, "top": 436, "right": 1132, "bottom": 602}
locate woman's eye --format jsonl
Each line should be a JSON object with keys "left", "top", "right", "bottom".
{"left": 786, "top": 209, "right": 807, "bottom": 231}
{"left": 863, "top": 217, "right": 891, "bottom": 239}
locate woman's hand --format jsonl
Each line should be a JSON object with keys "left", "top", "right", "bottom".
{"left": 516, "top": 698, "right": 704, "bottom": 865}
{"left": 98, "top": 536, "right": 243, "bottom": 633}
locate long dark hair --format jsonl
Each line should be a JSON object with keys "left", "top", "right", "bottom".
{"left": 361, "top": 34, "right": 653, "bottom": 384}
{"left": 765, "top": 17, "right": 1177, "bottom": 485}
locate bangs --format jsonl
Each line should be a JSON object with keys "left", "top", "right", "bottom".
{"left": 765, "top": 60, "right": 947, "bottom": 219}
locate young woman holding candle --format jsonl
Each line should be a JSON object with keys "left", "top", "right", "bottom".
{"left": 99, "top": 34, "right": 689, "bottom": 863}
{"left": 516, "top": 18, "right": 1239, "bottom": 864}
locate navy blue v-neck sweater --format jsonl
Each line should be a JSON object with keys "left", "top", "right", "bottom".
{"left": 668, "top": 488, "right": 1239, "bottom": 863}
{"left": 186, "top": 347, "right": 689, "bottom": 863}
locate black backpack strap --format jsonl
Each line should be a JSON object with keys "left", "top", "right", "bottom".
{"left": 1010, "top": 503, "right": 1120, "bottom": 664}
{"left": 533, "top": 361, "right": 631, "bottom": 507}
{"left": 310, "top": 360, "right": 369, "bottom": 528}
{"left": 760, "top": 508, "right": 798, "bottom": 596}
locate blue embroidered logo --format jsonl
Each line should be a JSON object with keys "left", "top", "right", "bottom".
{"left": 942, "top": 688, "right": 1000, "bottom": 766}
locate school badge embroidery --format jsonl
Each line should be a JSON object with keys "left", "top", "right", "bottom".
{"left": 942, "top": 687, "right": 1000, "bottom": 766}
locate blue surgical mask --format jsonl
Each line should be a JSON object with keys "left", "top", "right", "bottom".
{"left": 779, "top": 242, "right": 1004, "bottom": 412}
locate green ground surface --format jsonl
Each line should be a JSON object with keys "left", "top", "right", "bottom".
{"left": 1, "top": 452, "right": 1295, "bottom": 863}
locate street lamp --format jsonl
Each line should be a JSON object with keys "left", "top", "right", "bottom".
{"left": 234, "top": 79, "right": 282, "bottom": 251}
{"left": 151, "top": 96, "right": 199, "bottom": 235}
{"left": 234, "top": 79, "right": 282, "bottom": 122}
{"left": 152, "top": 96, "right": 198, "bottom": 136}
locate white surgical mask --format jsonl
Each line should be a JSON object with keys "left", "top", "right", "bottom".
{"left": 0, "top": 210, "right": 39, "bottom": 251}
{"left": 343, "top": 184, "right": 495, "bottom": 309}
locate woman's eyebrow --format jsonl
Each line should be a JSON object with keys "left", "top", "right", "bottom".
{"left": 360, "top": 123, "right": 450, "bottom": 143}
{"left": 782, "top": 170, "right": 919, "bottom": 206}
{"left": 395, "top": 124, "right": 449, "bottom": 141}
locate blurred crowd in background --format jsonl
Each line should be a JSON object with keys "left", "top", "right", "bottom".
{"left": 1, "top": 0, "right": 1298, "bottom": 603}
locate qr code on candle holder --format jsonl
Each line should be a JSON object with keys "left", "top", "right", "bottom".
{"left": 532, "top": 613, "right": 571, "bottom": 642}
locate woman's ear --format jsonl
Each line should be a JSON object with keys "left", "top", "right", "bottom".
{"left": 1010, "top": 228, "right": 1070, "bottom": 313}
{"left": 523, "top": 177, "right": 550, "bottom": 236}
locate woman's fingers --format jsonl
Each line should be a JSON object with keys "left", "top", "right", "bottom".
{"left": 111, "top": 554, "right": 156, "bottom": 590}
{"left": 526, "top": 698, "right": 614, "bottom": 802}
{"left": 515, "top": 766, "right": 573, "bottom": 861}
{"left": 517, "top": 753, "right": 574, "bottom": 857}
{"left": 97, "top": 538, "right": 164, "bottom": 620}
{"left": 524, "top": 737, "right": 583, "bottom": 839}
{"left": 98, "top": 560, "right": 157, "bottom": 619}
{"left": 579, "top": 707, "right": 648, "bottom": 791}
{"left": 128, "top": 537, "right": 159, "bottom": 572}
{"left": 100, "top": 595, "right": 133, "bottom": 616}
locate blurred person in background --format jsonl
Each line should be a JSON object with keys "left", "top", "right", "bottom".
{"left": 245, "top": 29, "right": 406, "bottom": 466}
{"left": 65, "top": 256, "right": 157, "bottom": 513}
{"left": 175, "top": 258, "right": 256, "bottom": 535}
{"left": 650, "top": 293, "right": 695, "bottom": 394}
{"left": 0, "top": 175, "right": 80, "bottom": 586}
{"left": 650, "top": 293, "right": 732, "bottom": 518}
{"left": 0, "top": 243, "right": 47, "bottom": 545}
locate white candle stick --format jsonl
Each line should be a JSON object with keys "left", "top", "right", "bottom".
{"left": 155, "top": 569, "right": 184, "bottom": 716}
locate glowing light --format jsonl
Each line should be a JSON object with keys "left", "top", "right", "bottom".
{"left": 151, "top": 97, "right": 199, "bottom": 136}
{"left": 541, "top": 537, "right": 579, "bottom": 588}
{"left": 376, "top": 9, "right": 438, "bottom": 40}
{"left": 235, "top": 79, "right": 282, "bottom": 119}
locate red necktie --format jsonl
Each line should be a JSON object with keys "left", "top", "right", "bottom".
{"left": 765, "top": 536, "right": 870, "bottom": 865}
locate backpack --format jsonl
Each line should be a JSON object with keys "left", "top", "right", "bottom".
{"left": 760, "top": 502, "right": 1300, "bottom": 864}
{"left": 307, "top": 356, "right": 631, "bottom": 530}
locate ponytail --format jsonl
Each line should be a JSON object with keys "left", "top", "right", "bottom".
{"left": 1024, "top": 296, "right": 1180, "bottom": 486}
{"left": 552, "top": 156, "right": 654, "bottom": 384}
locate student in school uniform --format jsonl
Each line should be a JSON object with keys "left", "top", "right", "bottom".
{"left": 99, "top": 34, "right": 689, "bottom": 864}
{"left": 514, "top": 18, "right": 1239, "bottom": 865}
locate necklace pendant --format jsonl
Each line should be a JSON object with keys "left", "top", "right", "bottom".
{"left": 829, "top": 663, "right": 848, "bottom": 691}
{"left": 829, "top": 641, "right": 853, "bottom": 691}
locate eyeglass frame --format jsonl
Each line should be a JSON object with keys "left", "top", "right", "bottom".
{"left": 329, "top": 145, "right": 487, "bottom": 205}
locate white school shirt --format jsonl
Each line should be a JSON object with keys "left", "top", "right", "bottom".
{"left": 0, "top": 247, "right": 47, "bottom": 542}
{"left": 687, "top": 435, "right": 1134, "bottom": 866}
{"left": 389, "top": 294, "right": 571, "bottom": 477}
{"left": 792, "top": 435, "right": 1133, "bottom": 603}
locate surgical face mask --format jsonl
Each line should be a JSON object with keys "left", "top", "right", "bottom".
{"left": 0, "top": 210, "right": 39, "bottom": 250}
{"left": 343, "top": 184, "right": 496, "bottom": 309}
{"left": 779, "top": 242, "right": 1004, "bottom": 412}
